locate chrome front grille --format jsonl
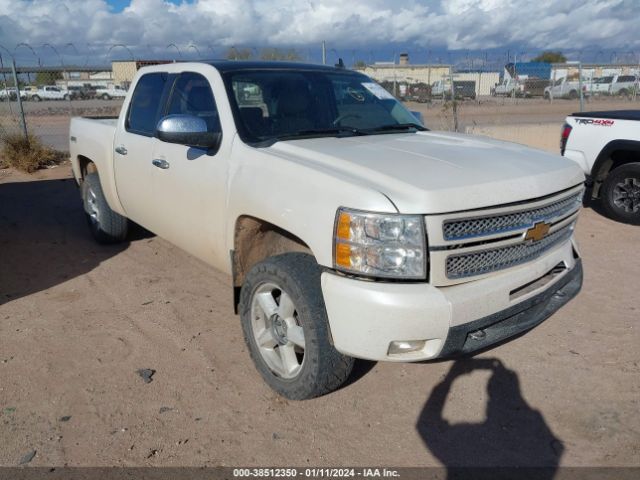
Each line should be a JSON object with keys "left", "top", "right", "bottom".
{"left": 445, "top": 222, "right": 575, "bottom": 279}
{"left": 443, "top": 191, "right": 583, "bottom": 241}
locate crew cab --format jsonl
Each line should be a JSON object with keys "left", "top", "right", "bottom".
{"left": 27, "top": 85, "right": 68, "bottom": 101}
{"left": 609, "top": 75, "right": 639, "bottom": 97}
{"left": 561, "top": 110, "right": 640, "bottom": 224}
{"left": 69, "top": 62, "right": 584, "bottom": 399}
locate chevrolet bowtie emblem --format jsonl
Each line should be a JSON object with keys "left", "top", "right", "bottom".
{"left": 525, "top": 221, "right": 551, "bottom": 242}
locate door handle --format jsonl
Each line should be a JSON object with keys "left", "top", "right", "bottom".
{"left": 152, "top": 159, "right": 170, "bottom": 170}
{"left": 115, "top": 145, "right": 127, "bottom": 155}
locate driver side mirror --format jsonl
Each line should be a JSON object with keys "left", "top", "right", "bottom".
{"left": 156, "top": 114, "right": 222, "bottom": 150}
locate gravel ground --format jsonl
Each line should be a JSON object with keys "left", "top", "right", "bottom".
{"left": 0, "top": 165, "right": 638, "bottom": 468}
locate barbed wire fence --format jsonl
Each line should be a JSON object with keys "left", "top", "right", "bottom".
{"left": 1, "top": 42, "right": 639, "bottom": 159}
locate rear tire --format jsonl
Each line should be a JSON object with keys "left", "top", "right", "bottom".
{"left": 82, "top": 172, "right": 128, "bottom": 243}
{"left": 600, "top": 163, "right": 640, "bottom": 225}
{"left": 239, "top": 253, "right": 354, "bottom": 400}
{"left": 568, "top": 90, "right": 578, "bottom": 99}
{"left": 32, "top": 95, "right": 41, "bottom": 102}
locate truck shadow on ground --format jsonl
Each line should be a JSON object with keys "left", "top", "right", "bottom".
{"left": 0, "top": 177, "right": 149, "bottom": 306}
{"left": 417, "top": 358, "right": 564, "bottom": 480}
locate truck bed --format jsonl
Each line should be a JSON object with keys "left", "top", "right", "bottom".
{"left": 570, "top": 110, "right": 640, "bottom": 121}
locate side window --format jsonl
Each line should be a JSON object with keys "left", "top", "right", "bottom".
{"left": 166, "top": 72, "right": 220, "bottom": 132}
{"left": 126, "top": 72, "right": 169, "bottom": 136}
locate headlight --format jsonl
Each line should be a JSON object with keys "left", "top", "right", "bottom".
{"left": 333, "top": 207, "right": 427, "bottom": 279}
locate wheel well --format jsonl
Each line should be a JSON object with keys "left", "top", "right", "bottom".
{"left": 77, "top": 155, "right": 97, "bottom": 181}
{"left": 592, "top": 149, "right": 640, "bottom": 198}
{"left": 231, "top": 216, "right": 312, "bottom": 312}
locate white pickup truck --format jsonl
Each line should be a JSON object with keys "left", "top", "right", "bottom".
{"left": 544, "top": 77, "right": 586, "bottom": 100}
{"left": 69, "top": 61, "right": 584, "bottom": 399}
{"left": 561, "top": 110, "right": 640, "bottom": 224}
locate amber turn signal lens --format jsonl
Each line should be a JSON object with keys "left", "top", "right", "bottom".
{"left": 335, "top": 243, "right": 352, "bottom": 267}
{"left": 336, "top": 212, "right": 351, "bottom": 240}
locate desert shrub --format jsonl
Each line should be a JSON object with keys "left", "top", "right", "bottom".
{"left": 0, "top": 133, "right": 66, "bottom": 173}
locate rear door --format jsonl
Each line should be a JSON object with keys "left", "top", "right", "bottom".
{"left": 113, "top": 71, "right": 174, "bottom": 230}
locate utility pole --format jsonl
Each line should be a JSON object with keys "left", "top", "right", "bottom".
{"left": 322, "top": 41, "right": 326, "bottom": 65}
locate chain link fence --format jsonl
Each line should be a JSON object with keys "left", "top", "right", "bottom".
{"left": 1, "top": 44, "right": 639, "bottom": 161}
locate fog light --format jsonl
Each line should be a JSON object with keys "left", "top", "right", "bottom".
{"left": 388, "top": 340, "right": 426, "bottom": 355}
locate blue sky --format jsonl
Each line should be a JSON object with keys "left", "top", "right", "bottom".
{"left": 1, "top": 1, "right": 637, "bottom": 66}
{"left": 107, "top": 0, "right": 191, "bottom": 12}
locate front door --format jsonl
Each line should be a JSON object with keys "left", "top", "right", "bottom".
{"left": 149, "top": 71, "right": 228, "bottom": 265}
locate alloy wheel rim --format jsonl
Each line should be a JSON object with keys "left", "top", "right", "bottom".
{"left": 612, "top": 177, "right": 640, "bottom": 213}
{"left": 250, "top": 282, "right": 305, "bottom": 379}
{"left": 85, "top": 186, "right": 100, "bottom": 224}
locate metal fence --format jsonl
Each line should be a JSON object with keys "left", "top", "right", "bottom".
{"left": 1, "top": 43, "right": 639, "bottom": 157}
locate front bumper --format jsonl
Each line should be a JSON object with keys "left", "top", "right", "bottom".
{"left": 321, "top": 239, "right": 582, "bottom": 362}
{"left": 438, "top": 258, "right": 582, "bottom": 358}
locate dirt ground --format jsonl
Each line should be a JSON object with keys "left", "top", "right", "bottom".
{"left": 0, "top": 164, "right": 638, "bottom": 468}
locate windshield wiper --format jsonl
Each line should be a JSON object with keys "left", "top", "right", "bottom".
{"left": 366, "top": 123, "right": 427, "bottom": 133}
{"left": 274, "top": 127, "right": 369, "bottom": 141}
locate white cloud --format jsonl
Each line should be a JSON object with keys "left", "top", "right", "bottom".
{"left": 0, "top": 0, "right": 637, "bottom": 64}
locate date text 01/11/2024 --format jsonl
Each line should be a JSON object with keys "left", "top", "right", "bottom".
{"left": 232, "top": 468, "right": 400, "bottom": 478}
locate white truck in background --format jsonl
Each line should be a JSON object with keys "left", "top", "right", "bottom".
{"left": 561, "top": 110, "right": 640, "bottom": 224}
{"left": 94, "top": 85, "right": 128, "bottom": 100}
{"left": 492, "top": 78, "right": 521, "bottom": 96}
{"left": 69, "top": 61, "right": 584, "bottom": 399}
{"left": 544, "top": 77, "right": 587, "bottom": 100}
{"left": 609, "top": 75, "right": 639, "bottom": 97}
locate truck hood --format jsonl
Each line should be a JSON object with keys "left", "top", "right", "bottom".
{"left": 268, "top": 131, "right": 585, "bottom": 214}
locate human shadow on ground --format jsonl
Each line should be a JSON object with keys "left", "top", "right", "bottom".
{"left": 0, "top": 177, "right": 149, "bottom": 305}
{"left": 417, "top": 358, "right": 564, "bottom": 480}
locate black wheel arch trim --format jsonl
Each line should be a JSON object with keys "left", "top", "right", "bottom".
{"left": 590, "top": 139, "right": 640, "bottom": 196}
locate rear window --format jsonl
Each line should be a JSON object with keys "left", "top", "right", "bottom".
{"left": 617, "top": 76, "right": 636, "bottom": 83}
{"left": 126, "top": 72, "right": 170, "bottom": 136}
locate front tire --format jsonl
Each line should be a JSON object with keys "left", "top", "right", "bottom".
{"left": 239, "top": 253, "right": 354, "bottom": 400}
{"left": 601, "top": 163, "right": 640, "bottom": 225}
{"left": 82, "top": 172, "right": 128, "bottom": 243}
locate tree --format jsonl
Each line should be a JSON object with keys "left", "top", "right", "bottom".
{"left": 353, "top": 60, "right": 367, "bottom": 69}
{"left": 532, "top": 51, "right": 567, "bottom": 64}
{"left": 35, "top": 71, "right": 62, "bottom": 85}
{"left": 226, "top": 47, "right": 252, "bottom": 60}
{"left": 260, "top": 48, "right": 301, "bottom": 61}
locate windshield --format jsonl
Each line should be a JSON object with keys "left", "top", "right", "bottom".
{"left": 223, "top": 69, "right": 423, "bottom": 145}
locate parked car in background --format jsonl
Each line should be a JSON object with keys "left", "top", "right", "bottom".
{"left": 544, "top": 77, "right": 587, "bottom": 100}
{"left": 25, "top": 85, "right": 69, "bottom": 101}
{"left": 0, "top": 87, "right": 26, "bottom": 101}
{"left": 70, "top": 61, "right": 584, "bottom": 400}
{"left": 520, "top": 77, "right": 550, "bottom": 97}
{"left": 492, "top": 78, "right": 520, "bottom": 96}
{"left": 22, "top": 86, "right": 38, "bottom": 100}
{"left": 610, "top": 75, "right": 639, "bottom": 97}
{"left": 561, "top": 110, "right": 640, "bottom": 224}
{"left": 68, "top": 85, "right": 97, "bottom": 100}
{"left": 94, "top": 85, "right": 127, "bottom": 100}
{"left": 585, "top": 76, "right": 613, "bottom": 95}
{"left": 432, "top": 79, "right": 476, "bottom": 99}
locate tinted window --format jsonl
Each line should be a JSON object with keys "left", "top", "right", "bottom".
{"left": 617, "top": 76, "right": 635, "bottom": 82}
{"left": 225, "top": 70, "right": 419, "bottom": 144}
{"left": 127, "top": 72, "right": 169, "bottom": 135}
{"left": 167, "top": 72, "right": 220, "bottom": 132}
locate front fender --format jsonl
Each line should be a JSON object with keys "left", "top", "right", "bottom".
{"left": 225, "top": 141, "right": 397, "bottom": 268}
